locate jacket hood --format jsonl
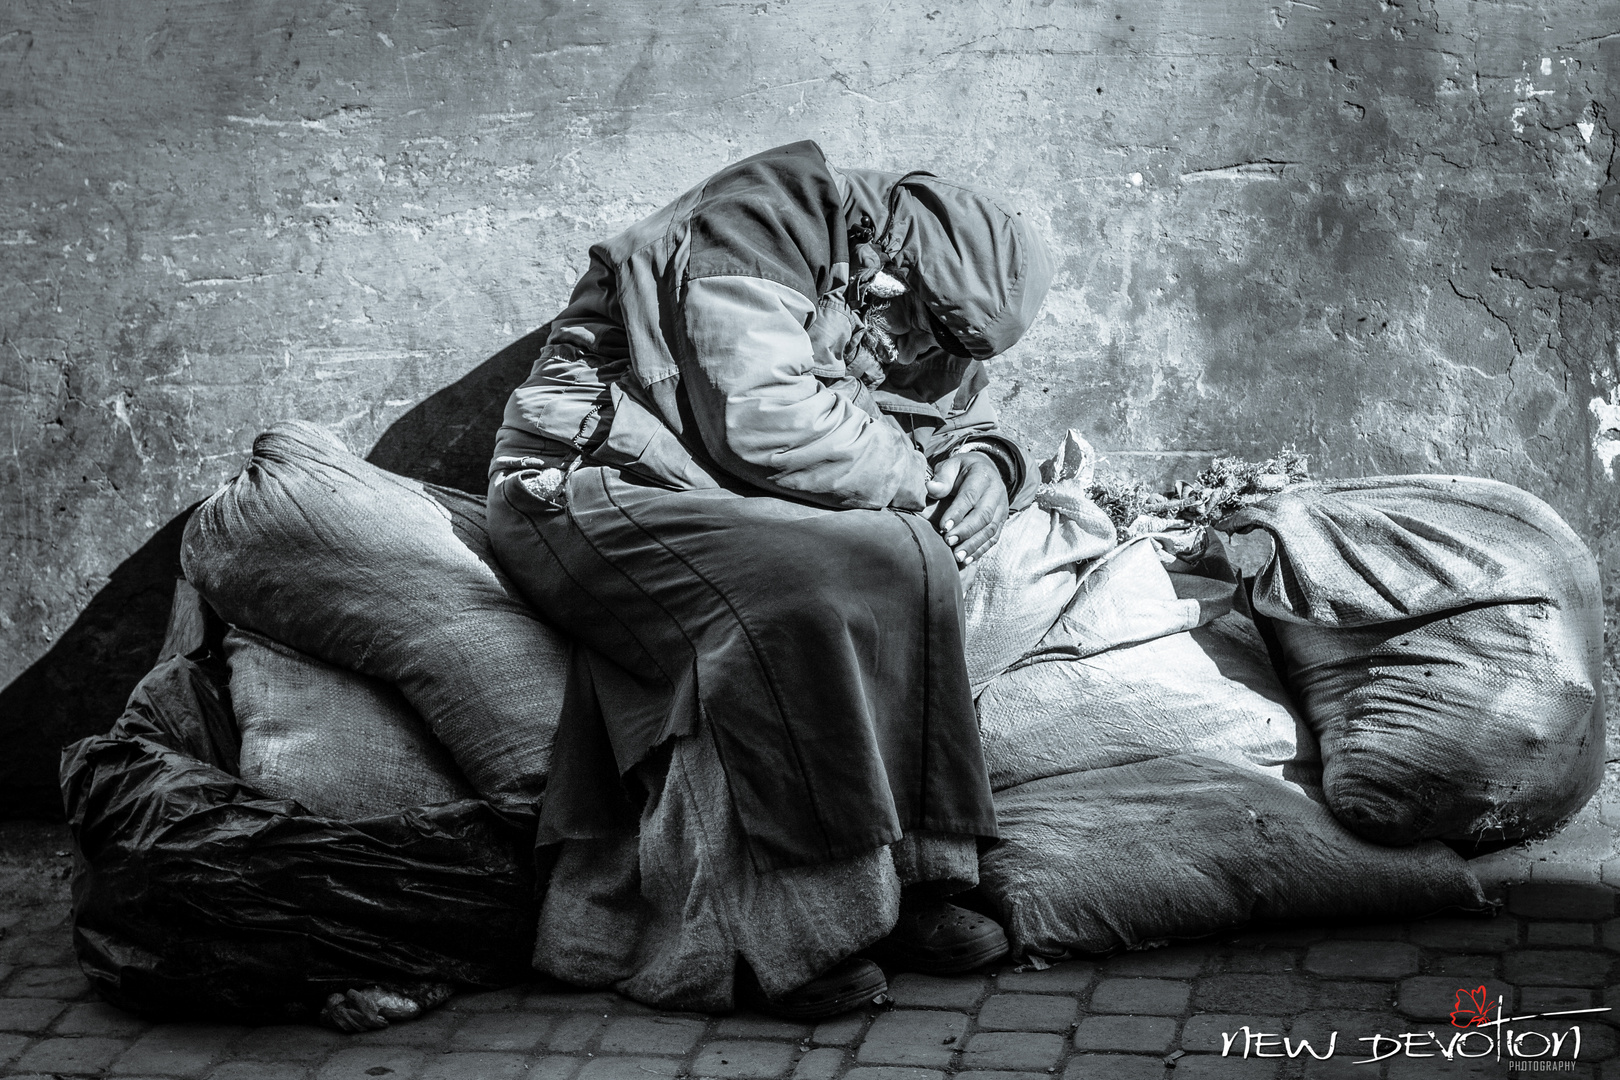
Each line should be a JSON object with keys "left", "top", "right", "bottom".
{"left": 840, "top": 167, "right": 1054, "bottom": 361}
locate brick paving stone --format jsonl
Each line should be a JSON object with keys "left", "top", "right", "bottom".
{"left": 0, "top": 1032, "right": 28, "bottom": 1067}
{"left": 995, "top": 962, "right": 1095, "bottom": 994}
{"left": 419, "top": 1050, "right": 530, "bottom": 1080}
{"left": 856, "top": 1009, "right": 968, "bottom": 1068}
{"left": 1090, "top": 978, "right": 1192, "bottom": 1016}
{"left": 1521, "top": 986, "right": 1597, "bottom": 1013}
{"left": 841, "top": 1068, "right": 945, "bottom": 1080}
{"left": 598, "top": 1015, "right": 706, "bottom": 1055}
{"left": 1222, "top": 927, "right": 1326, "bottom": 948}
{"left": 208, "top": 1061, "right": 308, "bottom": 1080}
{"left": 51, "top": 1000, "right": 151, "bottom": 1037}
{"left": 1332, "top": 922, "right": 1409, "bottom": 940}
{"left": 955, "top": 1072, "right": 1053, "bottom": 1080}
{"left": 1063, "top": 1052, "right": 1168, "bottom": 1078}
{"left": 1215, "top": 950, "right": 1299, "bottom": 974}
{"left": 977, "top": 992, "right": 1078, "bottom": 1031}
{"left": 691, "top": 1038, "right": 797, "bottom": 1078}
{"left": 1302, "top": 1057, "right": 1386, "bottom": 1080}
{"left": 1172, "top": 1056, "right": 1281, "bottom": 1079}
{"left": 1194, "top": 974, "right": 1316, "bottom": 1014}
{"left": 1312, "top": 980, "right": 1397, "bottom": 1010}
{"left": 1397, "top": 976, "right": 1515, "bottom": 1020}
{"left": 346, "top": 1010, "right": 461, "bottom": 1046}
{"left": 450, "top": 1011, "right": 554, "bottom": 1051}
{"left": 1531, "top": 922, "right": 1600, "bottom": 946}
{"left": 3, "top": 963, "right": 90, "bottom": 999}
{"left": 1178, "top": 1015, "right": 1288, "bottom": 1054}
{"left": 522, "top": 990, "right": 628, "bottom": 1013}
{"left": 791, "top": 1046, "right": 845, "bottom": 1080}
{"left": 577, "top": 1055, "right": 684, "bottom": 1079}
{"left": 1429, "top": 954, "right": 1499, "bottom": 978}
{"left": 530, "top": 1054, "right": 586, "bottom": 1079}
{"left": 15, "top": 1034, "right": 130, "bottom": 1074}
{"left": 1071, "top": 1014, "right": 1177, "bottom": 1054}
{"left": 0, "top": 996, "right": 65, "bottom": 1032}
{"left": 1409, "top": 917, "right": 1520, "bottom": 951}
{"left": 1303, "top": 941, "right": 1421, "bottom": 979}
{"left": 547, "top": 1013, "right": 611, "bottom": 1052}
{"left": 959, "top": 1030, "right": 1064, "bottom": 1070}
{"left": 810, "top": 1012, "right": 867, "bottom": 1046}
{"left": 886, "top": 972, "right": 987, "bottom": 1009}
{"left": 112, "top": 1024, "right": 247, "bottom": 1076}
{"left": 1573, "top": 1021, "right": 1620, "bottom": 1061}
{"left": 1287, "top": 1010, "right": 1404, "bottom": 1050}
{"left": 234, "top": 1024, "right": 345, "bottom": 1060}
{"left": 443, "top": 986, "right": 528, "bottom": 1012}
{"left": 1102, "top": 948, "right": 1210, "bottom": 979}
{"left": 315, "top": 1046, "right": 426, "bottom": 1080}
{"left": 1506, "top": 950, "right": 1616, "bottom": 987}
{"left": 1508, "top": 882, "right": 1617, "bottom": 920}
{"left": 712, "top": 1013, "right": 812, "bottom": 1040}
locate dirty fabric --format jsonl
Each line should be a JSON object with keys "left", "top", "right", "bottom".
{"left": 534, "top": 715, "right": 978, "bottom": 1010}
{"left": 488, "top": 462, "right": 997, "bottom": 872}
{"left": 1223, "top": 475, "right": 1605, "bottom": 845}
{"left": 226, "top": 628, "right": 475, "bottom": 820}
{"left": 183, "top": 421, "right": 567, "bottom": 816}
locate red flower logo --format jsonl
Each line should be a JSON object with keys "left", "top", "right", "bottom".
{"left": 1450, "top": 986, "right": 1493, "bottom": 1028}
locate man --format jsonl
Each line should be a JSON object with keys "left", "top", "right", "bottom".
{"left": 487, "top": 140, "right": 1052, "bottom": 1016}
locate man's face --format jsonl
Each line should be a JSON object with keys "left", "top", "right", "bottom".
{"left": 870, "top": 289, "right": 948, "bottom": 366}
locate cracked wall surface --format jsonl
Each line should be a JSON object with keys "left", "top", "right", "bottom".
{"left": 2, "top": 0, "right": 1620, "bottom": 812}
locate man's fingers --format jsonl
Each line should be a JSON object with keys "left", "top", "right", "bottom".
{"left": 952, "top": 520, "right": 1003, "bottom": 564}
{"left": 938, "top": 463, "right": 998, "bottom": 539}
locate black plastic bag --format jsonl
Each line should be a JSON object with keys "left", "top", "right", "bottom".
{"left": 60, "top": 650, "right": 538, "bottom": 1023}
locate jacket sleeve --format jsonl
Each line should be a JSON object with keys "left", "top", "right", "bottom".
{"left": 915, "top": 380, "right": 1040, "bottom": 512}
{"left": 678, "top": 275, "right": 930, "bottom": 511}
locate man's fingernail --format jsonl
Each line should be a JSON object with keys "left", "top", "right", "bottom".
{"left": 947, "top": 535, "right": 959, "bottom": 545}
{"left": 942, "top": 520, "right": 954, "bottom": 532}
{"left": 963, "top": 554, "right": 975, "bottom": 565}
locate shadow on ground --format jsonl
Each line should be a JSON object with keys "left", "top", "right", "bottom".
{"left": 0, "top": 328, "right": 547, "bottom": 820}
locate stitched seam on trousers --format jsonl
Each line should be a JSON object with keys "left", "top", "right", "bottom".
{"left": 898, "top": 512, "right": 934, "bottom": 835}
{"left": 562, "top": 467, "right": 720, "bottom": 693}
{"left": 507, "top": 476, "right": 682, "bottom": 690}
{"left": 599, "top": 476, "right": 838, "bottom": 866}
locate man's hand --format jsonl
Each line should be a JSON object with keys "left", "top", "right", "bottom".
{"left": 925, "top": 451, "right": 1010, "bottom": 565}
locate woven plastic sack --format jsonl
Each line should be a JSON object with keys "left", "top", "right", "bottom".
{"left": 61, "top": 653, "right": 536, "bottom": 1023}
{"left": 182, "top": 421, "right": 569, "bottom": 814}
{"left": 961, "top": 430, "right": 1117, "bottom": 692}
{"left": 1222, "top": 476, "right": 1604, "bottom": 845}
{"left": 979, "top": 614, "right": 1316, "bottom": 791}
{"left": 226, "top": 629, "right": 475, "bottom": 819}
{"left": 976, "top": 754, "right": 1487, "bottom": 961}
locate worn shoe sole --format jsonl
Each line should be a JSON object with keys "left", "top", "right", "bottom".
{"left": 867, "top": 927, "right": 1010, "bottom": 975}
{"left": 744, "top": 957, "right": 888, "bottom": 1021}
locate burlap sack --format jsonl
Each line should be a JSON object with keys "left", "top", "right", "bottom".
{"left": 978, "top": 614, "right": 1316, "bottom": 791}
{"left": 960, "top": 430, "right": 1116, "bottom": 692}
{"left": 226, "top": 629, "right": 474, "bottom": 819}
{"left": 183, "top": 421, "right": 568, "bottom": 813}
{"left": 1223, "top": 476, "right": 1604, "bottom": 845}
{"left": 977, "top": 754, "right": 1487, "bottom": 961}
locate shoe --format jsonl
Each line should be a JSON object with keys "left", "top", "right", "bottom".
{"left": 865, "top": 900, "right": 1010, "bottom": 975}
{"left": 740, "top": 956, "right": 887, "bottom": 1021}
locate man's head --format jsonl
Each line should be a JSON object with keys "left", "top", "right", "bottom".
{"left": 883, "top": 175, "right": 1054, "bottom": 362}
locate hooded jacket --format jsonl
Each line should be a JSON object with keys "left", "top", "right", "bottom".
{"left": 491, "top": 140, "right": 1052, "bottom": 511}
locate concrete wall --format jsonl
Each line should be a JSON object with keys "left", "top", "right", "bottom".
{"left": 4, "top": 0, "right": 1619, "bottom": 815}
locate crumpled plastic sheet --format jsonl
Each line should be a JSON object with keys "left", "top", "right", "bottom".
{"left": 60, "top": 652, "right": 539, "bottom": 1024}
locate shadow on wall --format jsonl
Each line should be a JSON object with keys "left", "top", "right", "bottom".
{"left": 0, "top": 328, "right": 549, "bottom": 820}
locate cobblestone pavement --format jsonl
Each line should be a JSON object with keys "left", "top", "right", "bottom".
{"left": 5, "top": 794, "right": 1620, "bottom": 1080}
